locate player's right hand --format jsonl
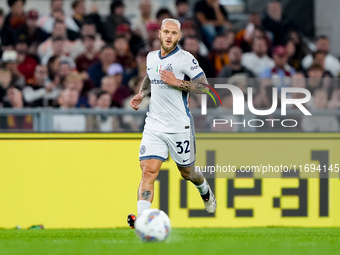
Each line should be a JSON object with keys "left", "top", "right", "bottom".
{"left": 130, "top": 93, "right": 143, "bottom": 110}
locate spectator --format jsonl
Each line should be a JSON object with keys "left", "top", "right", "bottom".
{"left": 100, "top": 75, "right": 131, "bottom": 108}
{"left": 87, "top": 87, "right": 101, "bottom": 108}
{"left": 113, "top": 36, "right": 135, "bottom": 70}
{"left": 285, "top": 29, "right": 311, "bottom": 69}
{"left": 14, "top": 10, "right": 50, "bottom": 57}
{"left": 23, "top": 65, "right": 59, "bottom": 107}
{"left": 2, "top": 0, "right": 27, "bottom": 47}
{"left": 57, "top": 60, "right": 72, "bottom": 88}
{"left": 261, "top": 45, "right": 296, "bottom": 90}
{"left": 287, "top": 73, "right": 313, "bottom": 110}
{"left": 235, "top": 13, "right": 263, "bottom": 53}
{"left": 131, "top": 0, "right": 153, "bottom": 42}
{"left": 0, "top": 8, "right": 5, "bottom": 53}
{"left": 115, "top": 23, "right": 144, "bottom": 57}
{"left": 302, "top": 36, "right": 340, "bottom": 77}
{"left": 301, "top": 89, "right": 339, "bottom": 132}
{"left": 262, "top": 1, "right": 298, "bottom": 45}
{"left": 146, "top": 22, "right": 159, "bottom": 49}
{"left": 305, "top": 63, "right": 332, "bottom": 97}
{"left": 286, "top": 39, "right": 300, "bottom": 71}
{"left": 194, "top": 0, "right": 231, "bottom": 48}
{"left": 2, "top": 86, "right": 33, "bottom": 130}
{"left": 75, "top": 35, "right": 100, "bottom": 73}
{"left": 100, "top": 76, "right": 120, "bottom": 107}
{"left": 123, "top": 48, "right": 148, "bottom": 84}
{"left": 175, "top": 0, "right": 191, "bottom": 24}
{"left": 182, "top": 36, "right": 214, "bottom": 78}
{"left": 38, "top": 0, "right": 80, "bottom": 36}
{"left": 311, "top": 51, "right": 333, "bottom": 78}
{"left": 38, "top": 20, "right": 74, "bottom": 62}
{"left": 69, "top": 0, "right": 102, "bottom": 34}
{"left": 53, "top": 87, "right": 86, "bottom": 131}
{"left": 37, "top": 0, "right": 63, "bottom": 32}
{"left": 208, "top": 32, "right": 234, "bottom": 75}
{"left": 47, "top": 54, "right": 60, "bottom": 81}
{"left": 70, "top": 0, "right": 86, "bottom": 31}
{"left": 180, "top": 20, "right": 208, "bottom": 56}
{"left": 64, "top": 71, "right": 93, "bottom": 107}
{"left": 107, "top": 63, "right": 132, "bottom": 106}
{"left": 0, "top": 68, "right": 12, "bottom": 106}
{"left": 102, "top": 0, "right": 130, "bottom": 43}
{"left": 86, "top": 90, "right": 121, "bottom": 132}
{"left": 16, "top": 40, "right": 38, "bottom": 82}
{"left": 122, "top": 77, "right": 150, "bottom": 131}
{"left": 70, "top": 22, "right": 105, "bottom": 59}
{"left": 136, "top": 49, "right": 147, "bottom": 79}
{"left": 88, "top": 45, "right": 116, "bottom": 87}
{"left": 242, "top": 37, "right": 274, "bottom": 77}
{"left": 1, "top": 50, "right": 26, "bottom": 87}
{"left": 3, "top": 86, "right": 25, "bottom": 108}
{"left": 218, "top": 46, "right": 255, "bottom": 79}
{"left": 156, "top": 8, "right": 173, "bottom": 26}
{"left": 107, "top": 63, "right": 123, "bottom": 85}
{"left": 41, "top": 37, "right": 76, "bottom": 68}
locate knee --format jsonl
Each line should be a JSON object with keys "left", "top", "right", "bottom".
{"left": 140, "top": 164, "right": 158, "bottom": 182}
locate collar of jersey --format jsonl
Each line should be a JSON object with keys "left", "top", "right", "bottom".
{"left": 158, "top": 46, "right": 180, "bottom": 60}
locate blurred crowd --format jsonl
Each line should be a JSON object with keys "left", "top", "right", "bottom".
{"left": 0, "top": 0, "right": 340, "bottom": 132}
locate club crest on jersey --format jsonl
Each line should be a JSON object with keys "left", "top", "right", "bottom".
{"left": 164, "top": 63, "right": 173, "bottom": 73}
{"left": 140, "top": 145, "right": 146, "bottom": 155}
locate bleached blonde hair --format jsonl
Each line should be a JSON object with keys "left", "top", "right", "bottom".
{"left": 161, "top": 18, "right": 181, "bottom": 32}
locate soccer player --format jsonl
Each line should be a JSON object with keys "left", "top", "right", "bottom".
{"left": 127, "top": 18, "right": 216, "bottom": 228}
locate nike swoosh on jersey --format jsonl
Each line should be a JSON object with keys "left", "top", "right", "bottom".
{"left": 183, "top": 158, "right": 190, "bottom": 162}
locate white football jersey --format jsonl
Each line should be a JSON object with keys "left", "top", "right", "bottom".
{"left": 144, "top": 46, "right": 204, "bottom": 133}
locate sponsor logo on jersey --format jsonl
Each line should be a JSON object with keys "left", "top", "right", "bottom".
{"left": 190, "top": 65, "right": 199, "bottom": 70}
{"left": 192, "top": 59, "right": 197, "bottom": 65}
{"left": 151, "top": 79, "right": 166, "bottom": 85}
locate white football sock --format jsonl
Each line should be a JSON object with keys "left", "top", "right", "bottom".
{"left": 195, "top": 179, "right": 209, "bottom": 195}
{"left": 137, "top": 200, "right": 151, "bottom": 216}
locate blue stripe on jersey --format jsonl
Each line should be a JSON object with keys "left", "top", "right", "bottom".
{"left": 193, "top": 71, "right": 204, "bottom": 80}
{"left": 177, "top": 160, "right": 196, "bottom": 167}
{"left": 139, "top": 155, "right": 167, "bottom": 162}
{"left": 158, "top": 46, "right": 180, "bottom": 60}
{"left": 182, "top": 90, "right": 196, "bottom": 139}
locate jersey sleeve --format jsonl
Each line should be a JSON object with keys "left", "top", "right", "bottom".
{"left": 181, "top": 52, "right": 205, "bottom": 80}
{"left": 146, "top": 52, "right": 151, "bottom": 77}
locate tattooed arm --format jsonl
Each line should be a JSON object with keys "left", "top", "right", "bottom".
{"left": 130, "top": 75, "right": 151, "bottom": 110}
{"left": 159, "top": 69, "right": 208, "bottom": 94}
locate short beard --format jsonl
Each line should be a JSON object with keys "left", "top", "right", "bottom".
{"left": 159, "top": 37, "right": 179, "bottom": 53}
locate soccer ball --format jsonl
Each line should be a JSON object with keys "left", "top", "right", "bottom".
{"left": 134, "top": 209, "right": 171, "bottom": 242}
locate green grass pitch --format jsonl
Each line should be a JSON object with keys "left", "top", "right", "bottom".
{"left": 0, "top": 228, "right": 339, "bottom": 255}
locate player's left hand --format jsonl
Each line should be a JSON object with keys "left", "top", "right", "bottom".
{"left": 160, "top": 69, "right": 178, "bottom": 87}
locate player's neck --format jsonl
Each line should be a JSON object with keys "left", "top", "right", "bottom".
{"left": 160, "top": 46, "right": 178, "bottom": 58}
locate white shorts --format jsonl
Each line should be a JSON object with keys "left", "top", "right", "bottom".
{"left": 139, "top": 129, "right": 196, "bottom": 167}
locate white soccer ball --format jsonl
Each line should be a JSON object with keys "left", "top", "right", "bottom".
{"left": 134, "top": 209, "right": 171, "bottom": 242}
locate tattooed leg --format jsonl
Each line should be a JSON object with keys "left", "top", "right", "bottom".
{"left": 138, "top": 159, "right": 162, "bottom": 202}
